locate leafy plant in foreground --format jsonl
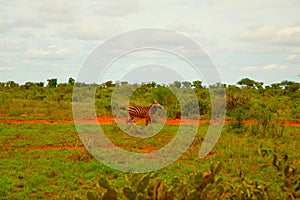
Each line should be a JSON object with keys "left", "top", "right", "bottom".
{"left": 123, "top": 174, "right": 152, "bottom": 200}
{"left": 184, "top": 161, "right": 224, "bottom": 199}
{"left": 272, "top": 154, "right": 300, "bottom": 199}
{"left": 86, "top": 161, "right": 226, "bottom": 200}
{"left": 229, "top": 171, "right": 270, "bottom": 199}
{"left": 87, "top": 176, "right": 118, "bottom": 200}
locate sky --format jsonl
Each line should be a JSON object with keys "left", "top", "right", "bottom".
{"left": 0, "top": 0, "right": 300, "bottom": 85}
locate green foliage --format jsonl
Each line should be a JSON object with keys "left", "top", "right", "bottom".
{"left": 192, "top": 80, "right": 204, "bottom": 89}
{"left": 229, "top": 172, "right": 270, "bottom": 199}
{"left": 0, "top": 77, "right": 299, "bottom": 199}
{"left": 1, "top": 78, "right": 299, "bottom": 123}
{"left": 227, "top": 107, "right": 248, "bottom": 134}
{"left": 103, "top": 80, "right": 114, "bottom": 88}
{"left": 272, "top": 154, "right": 300, "bottom": 199}
{"left": 170, "top": 81, "right": 182, "bottom": 88}
{"left": 85, "top": 159, "right": 299, "bottom": 199}
{"left": 229, "top": 146, "right": 300, "bottom": 199}
{"left": 182, "top": 81, "right": 191, "bottom": 88}
{"left": 122, "top": 174, "right": 151, "bottom": 200}
{"left": 47, "top": 78, "right": 57, "bottom": 88}
{"left": 237, "top": 77, "right": 257, "bottom": 88}
{"left": 87, "top": 176, "right": 118, "bottom": 200}
{"left": 68, "top": 77, "right": 75, "bottom": 86}
{"left": 249, "top": 98, "right": 288, "bottom": 138}
{"left": 85, "top": 162, "right": 226, "bottom": 200}
{"left": 185, "top": 161, "right": 224, "bottom": 199}
{"left": 0, "top": 122, "right": 299, "bottom": 199}
{"left": 6, "top": 81, "right": 19, "bottom": 88}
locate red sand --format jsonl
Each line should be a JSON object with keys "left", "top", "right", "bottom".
{"left": 0, "top": 117, "right": 299, "bottom": 126}
{"left": 1, "top": 117, "right": 298, "bottom": 152}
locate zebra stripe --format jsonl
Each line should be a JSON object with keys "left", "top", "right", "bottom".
{"left": 127, "top": 100, "right": 160, "bottom": 126}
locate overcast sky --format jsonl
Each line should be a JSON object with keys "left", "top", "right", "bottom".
{"left": 0, "top": 0, "right": 300, "bottom": 85}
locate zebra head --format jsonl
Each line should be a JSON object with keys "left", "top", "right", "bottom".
{"left": 152, "top": 99, "right": 161, "bottom": 107}
{"left": 149, "top": 99, "right": 162, "bottom": 114}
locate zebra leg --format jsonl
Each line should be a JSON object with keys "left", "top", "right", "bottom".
{"left": 146, "top": 117, "right": 153, "bottom": 129}
{"left": 127, "top": 116, "right": 134, "bottom": 125}
{"left": 145, "top": 115, "right": 151, "bottom": 126}
{"left": 148, "top": 114, "right": 155, "bottom": 128}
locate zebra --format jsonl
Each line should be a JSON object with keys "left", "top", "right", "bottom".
{"left": 127, "top": 99, "right": 161, "bottom": 126}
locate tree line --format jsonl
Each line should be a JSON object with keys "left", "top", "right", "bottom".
{"left": 1, "top": 77, "right": 299, "bottom": 90}
{"left": 0, "top": 77, "right": 299, "bottom": 124}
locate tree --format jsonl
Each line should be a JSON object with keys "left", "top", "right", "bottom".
{"left": 21, "top": 82, "right": 44, "bottom": 89}
{"left": 192, "top": 80, "right": 204, "bottom": 89}
{"left": 68, "top": 77, "right": 75, "bottom": 86}
{"left": 209, "top": 82, "right": 226, "bottom": 88}
{"left": 37, "top": 82, "right": 44, "bottom": 87}
{"left": 121, "top": 81, "right": 129, "bottom": 86}
{"left": 270, "top": 83, "right": 281, "bottom": 89}
{"left": 182, "top": 81, "right": 192, "bottom": 88}
{"left": 6, "top": 81, "right": 19, "bottom": 88}
{"left": 254, "top": 81, "right": 264, "bottom": 89}
{"left": 47, "top": 78, "right": 57, "bottom": 88}
{"left": 237, "top": 78, "right": 256, "bottom": 88}
{"left": 280, "top": 80, "right": 300, "bottom": 93}
{"left": 171, "top": 81, "right": 182, "bottom": 88}
{"left": 104, "top": 80, "right": 113, "bottom": 88}
{"left": 148, "top": 81, "right": 157, "bottom": 88}
{"left": 23, "top": 82, "right": 36, "bottom": 89}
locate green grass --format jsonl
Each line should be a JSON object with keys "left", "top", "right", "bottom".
{"left": 0, "top": 122, "right": 299, "bottom": 199}
{"left": 0, "top": 124, "right": 80, "bottom": 148}
{"left": 0, "top": 149, "right": 118, "bottom": 199}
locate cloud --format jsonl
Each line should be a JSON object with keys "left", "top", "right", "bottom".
{"left": 150, "top": 66, "right": 165, "bottom": 73}
{"left": 0, "top": 18, "right": 44, "bottom": 33}
{"left": 239, "top": 25, "right": 300, "bottom": 46}
{"left": 122, "top": 64, "right": 184, "bottom": 83}
{"left": 286, "top": 48, "right": 300, "bottom": 63}
{"left": 273, "top": 26, "right": 300, "bottom": 46}
{"left": 39, "top": 2, "right": 75, "bottom": 23}
{"left": 23, "top": 45, "right": 70, "bottom": 59}
{"left": 11, "top": 19, "right": 44, "bottom": 29}
{"left": 239, "top": 26, "right": 276, "bottom": 41}
{"left": 277, "top": 26, "right": 300, "bottom": 36}
{"left": 287, "top": 54, "right": 300, "bottom": 63}
{"left": 60, "top": 24, "right": 122, "bottom": 41}
{"left": 0, "top": 66, "right": 14, "bottom": 72}
{"left": 0, "top": 20, "right": 7, "bottom": 32}
{"left": 127, "top": 64, "right": 167, "bottom": 73}
{"left": 127, "top": 63, "right": 139, "bottom": 71}
{"left": 0, "top": 39, "right": 27, "bottom": 51}
{"left": 95, "top": 0, "right": 139, "bottom": 16}
{"left": 1, "top": 0, "right": 300, "bottom": 84}
{"left": 242, "top": 64, "right": 287, "bottom": 72}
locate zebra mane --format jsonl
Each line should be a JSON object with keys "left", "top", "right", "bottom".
{"left": 128, "top": 99, "right": 159, "bottom": 108}
{"left": 148, "top": 99, "right": 158, "bottom": 107}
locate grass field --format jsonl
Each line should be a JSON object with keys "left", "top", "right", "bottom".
{"left": 0, "top": 121, "right": 299, "bottom": 199}
{"left": 0, "top": 81, "right": 299, "bottom": 199}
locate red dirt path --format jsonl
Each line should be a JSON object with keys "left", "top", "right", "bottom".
{"left": 1, "top": 117, "right": 298, "bottom": 152}
{"left": 0, "top": 117, "right": 299, "bottom": 126}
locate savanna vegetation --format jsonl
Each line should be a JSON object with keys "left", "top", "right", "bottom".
{"left": 1, "top": 77, "right": 300, "bottom": 122}
{"left": 0, "top": 77, "right": 299, "bottom": 199}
